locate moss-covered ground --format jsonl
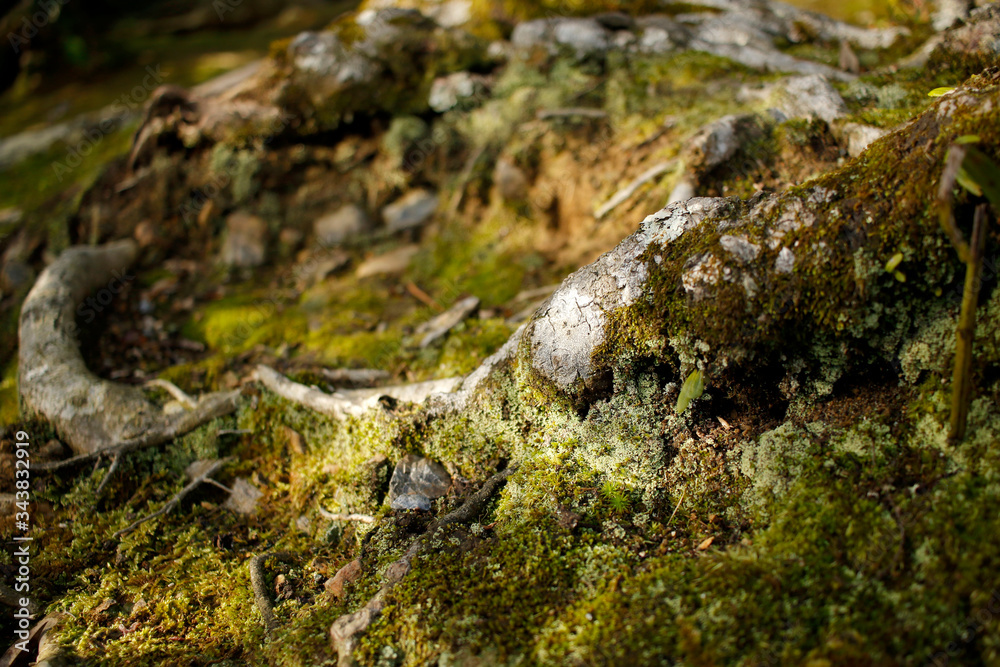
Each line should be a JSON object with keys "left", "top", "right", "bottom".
{"left": 3, "top": 3, "right": 1000, "bottom": 665}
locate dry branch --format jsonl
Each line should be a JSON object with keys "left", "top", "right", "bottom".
{"left": 248, "top": 552, "right": 295, "bottom": 635}
{"left": 594, "top": 160, "right": 676, "bottom": 220}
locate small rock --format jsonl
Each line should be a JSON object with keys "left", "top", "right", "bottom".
{"left": 775, "top": 247, "right": 796, "bottom": 274}
{"left": 220, "top": 211, "right": 267, "bottom": 268}
{"left": 774, "top": 75, "right": 846, "bottom": 124}
{"left": 416, "top": 295, "right": 480, "bottom": 348}
{"left": 392, "top": 493, "right": 432, "bottom": 511}
{"left": 133, "top": 220, "right": 159, "bottom": 248}
{"left": 685, "top": 114, "right": 756, "bottom": 175}
{"left": 297, "top": 249, "right": 351, "bottom": 288}
{"left": 553, "top": 18, "right": 610, "bottom": 57}
{"left": 428, "top": 0, "right": 471, "bottom": 28}
{"left": 840, "top": 123, "right": 888, "bottom": 158}
{"left": 429, "top": 72, "right": 488, "bottom": 113}
{"left": 314, "top": 204, "right": 370, "bottom": 247}
{"left": 388, "top": 453, "right": 452, "bottom": 510}
{"left": 325, "top": 559, "right": 362, "bottom": 599}
{"left": 512, "top": 17, "right": 611, "bottom": 59}
{"left": 223, "top": 478, "right": 263, "bottom": 515}
{"left": 494, "top": 158, "right": 529, "bottom": 202}
{"left": 382, "top": 190, "right": 439, "bottom": 233}
{"left": 284, "top": 426, "right": 308, "bottom": 455}
{"left": 356, "top": 244, "right": 420, "bottom": 278}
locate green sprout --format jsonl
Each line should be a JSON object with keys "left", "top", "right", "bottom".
{"left": 675, "top": 369, "right": 705, "bottom": 414}
{"left": 600, "top": 481, "right": 631, "bottom": 515}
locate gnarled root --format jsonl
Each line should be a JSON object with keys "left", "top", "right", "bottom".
{"left": 18, "top": 240, "right": 239, "bottom": 457}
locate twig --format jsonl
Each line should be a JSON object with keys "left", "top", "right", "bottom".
{"left": 667, "top": 486, "right": 688, "bottom": 527}
{"left": 329, "top": 465, "right": 517, "bottom": 664}
{"left": 949, "top": 204, "right": 988, "bottom": 444}
{"left": 428, "top": 465, "right": 516, "bottom": 532}
{"left": 248, "top": 552, "right": 295, "bottom": 635}
{"left": 405, "top": 282, "right": 444, "bottom": 312}
{"left": 144, "top": 379, "right": 197, "bottom": 409}
{"left": 537, "top": 107, "right": 608, "bottom": 120}
{"left": 447, "top": 144, "right": 488, "bottom": 218}
{"left": 595, "top": 161, "right": 676, "bottom": 220}
{"left": 92, "top": 452, "right": 122, "bottom": 503}
{"left": 318, "top": 508, "right": 376, "bottom": 523}
{"left": 203, "top": 478, "right": 233, "bottom": 494}
{"left": 113, "top": 458, "right": 231, "bottom": 537}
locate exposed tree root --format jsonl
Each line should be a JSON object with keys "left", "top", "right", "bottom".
{"left": 254, "top": 365, "right": 463, "bottom": 419}
{"left": 18, "top": 240, "right": 240, "bottom": 456}
{"left": 330, "top": 466, "right": 517, "bottom": 666}
{"left": 34, "top": 391, "right": 240, "bottom": 472}
{"left": 248, "top": 552, "right": 295, "bottom": 636}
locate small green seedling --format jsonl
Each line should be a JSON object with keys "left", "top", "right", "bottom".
{"left": 600, "top": 481, "right": 630, "bottom": 515}
{"left": 675, "top": 369, "right": 705, "bottom": 414}
{"left": 928, "top": 87, "right": 957, "bottom": 98}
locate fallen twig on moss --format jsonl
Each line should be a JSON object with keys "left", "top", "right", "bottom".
{"left": 318, "top": 509, "right": 375, "bottom": 524}
{"left": 594, "top": 160, "right": 676, "bottom": 220}
{"left": 113, "top": 458, "right": 231, "bottom": 538}
{"left": 248, "top": 552, "right": 295, "bottom": 636}
{"left": 330, "top": 465, "right": 517, "bottom": 666}
{"left": 92, "top": 452, "right": 122, "bottom": 503}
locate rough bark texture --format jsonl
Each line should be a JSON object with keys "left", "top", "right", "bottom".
{"left": 18, "top": 240, "right": 238, "bottom": 455}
